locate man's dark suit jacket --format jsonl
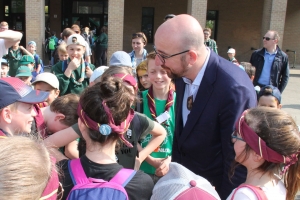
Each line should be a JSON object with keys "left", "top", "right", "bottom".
{"left": 173, "top": 51, "right": 257, "bottom": 199}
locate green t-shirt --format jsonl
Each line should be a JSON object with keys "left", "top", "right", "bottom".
{"left": 7, "top": 47, "right": 23, "bottom": 77}
{"left": 52, "top": 60, "right": 95, "bottom": 95}
{"left": 140, "top": 90, "right": 176, "bottom": 174}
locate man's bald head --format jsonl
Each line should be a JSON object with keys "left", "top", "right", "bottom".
{"left": 155, "top": 14, "right": 204, "bottom": 51}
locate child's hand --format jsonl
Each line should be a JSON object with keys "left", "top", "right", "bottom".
{"left": 19, "top": 46, "right": 24, "bottom": 50}
{"left": 68, "top": 58, "right": 81, "bottom": 71}
{"left": 155, "top": 156, "right": 171, "bottom": 177}
{"left": 85, "top": 66, "right": 93, "bottom": 78}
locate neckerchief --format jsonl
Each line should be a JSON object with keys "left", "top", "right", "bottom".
{"left": 147, "top": 85, "right": 174, "bottom": 124}
{"left": 66, "top": 58, "right": 86, "bottom": 85}
{"left": 8, "top": 47, "right": 22, "bottom": 60}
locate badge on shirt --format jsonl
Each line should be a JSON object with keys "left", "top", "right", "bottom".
{"left": 126, "top": 129, "right": 132, "bottom": 139}
{"left": 156, "top": 111, "right": 171, "bottom": 124}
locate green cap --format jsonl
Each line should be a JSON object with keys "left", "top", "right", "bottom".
{"left": 16, "top": 66, "right": 32, "bottom": 77}
{"left": 19, "top": 55, "right": 35, "bottom": 65}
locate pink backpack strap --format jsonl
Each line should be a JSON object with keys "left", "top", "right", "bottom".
{"left": 231, "top": 184, "right": 268, "bottom": 200}
{"left": 110, "top": 168, "right": 136, "bottom": 187}
{"left": 68, "top": 159, "right": 89, "bottom": 185}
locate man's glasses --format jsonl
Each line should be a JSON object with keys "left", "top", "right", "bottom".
{"left": 153, "top": 45, "right": 189, "bottom": 64}
{"left": 262, "top": 37, "right": 274, "bottom": 41}
{"left": 231, "top": 131, "right": 245, "bottom": 142}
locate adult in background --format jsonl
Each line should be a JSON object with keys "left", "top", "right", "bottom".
{"left": 0, "top": 21, "right": 9, "bottom": 32}
{"left": 203, "top": 27, "right": 218, "bottom": 54}
{"left": 154, "top": 14, "right": 256, "bottom": 199}
{"left": 250, "top": 30, "right": 289, "bottom": 93}
{"left": 94, "top": 26, "right": 108, "bottom": 66}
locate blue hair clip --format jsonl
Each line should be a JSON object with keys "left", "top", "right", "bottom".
{"left": 99, "top": 124, "right": 112, "bottom": 135}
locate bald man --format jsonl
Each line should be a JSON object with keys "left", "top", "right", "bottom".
{"left": 154, "top": 14, "right": 256, "bottom": 199}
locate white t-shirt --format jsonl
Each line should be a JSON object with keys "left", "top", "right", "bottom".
{"left": 0, "top": 38, "right": 8, "bottom": 70}
{"left": 227, "top": 181, "right": 286, "bottom": 200}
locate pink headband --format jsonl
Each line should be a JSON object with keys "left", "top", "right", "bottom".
{"left": 40, "top": 156, "right": 59, "bottom": 200}
{"left": 112, "top": 73, "right": 137, "bottom": 91}
{"left": 236, "top": 110, "right": 299, "bottom": 174}
{"left": 77, "top": 101, "right": 135, "bottom": 148}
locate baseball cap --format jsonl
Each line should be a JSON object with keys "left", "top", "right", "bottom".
{"left": 0, "top": 77, "right": 49, "bottom": 109}
{"left": 1, "top": 58, "right": 8, "bottom": 66}
{"left": 90, "top": 66, "right": 109, "bottom": 83}
{"left": 66, "top": 34, "right": 86, "bottom": 47}
{"left": 20, "top": 55, "right": 35, "bottom": 65}
{"left": 227, "top": 48, "right": 236, "bottom": 54}
{"left": 28, "top": 41, "right": 36, "bottom": 47}
{"left": 16, "top": 66, "right": 32, "bottom": 77}
{"left": 151, "top": 162, "right": 221, "bottom": 200}
{"left": 32, "top": 72, "right": 59, "bottom": 89}
{"left": 257, "top": 85, "right": 281, "bottom": 103}
{"left": 109, "top": 51, "right": 132, "bottom": 67}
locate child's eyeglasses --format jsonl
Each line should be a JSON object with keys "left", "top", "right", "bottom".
{"left": 231, "top": 131, "right": 245, "bottom": 142}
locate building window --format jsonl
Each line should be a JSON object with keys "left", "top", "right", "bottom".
{"left": 5, "top": 6, "right": 9, "bottom": 17}
{"left": 206, "top": 10, "right": 218, "bottom": 41}
{"left": 141, "top": 7, "right": 154, "bottom": 44}
{"left": 72, "top": 1, "right": 105, "bottom": 14}
{"left": 11, "top": 0, "right": 25, "bottom": 13}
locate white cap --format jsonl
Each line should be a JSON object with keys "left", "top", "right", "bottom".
{"left": 90, "top": 66, "right": 109, "bottom": 83}
{"left": 227, "top": 48, "right": 236, "bottom": 54}
{"left": 66, "top": 34, "right": 86, "bottom": 47}
{"left": 32, "top": 72, "right": 59, "bottom": 89}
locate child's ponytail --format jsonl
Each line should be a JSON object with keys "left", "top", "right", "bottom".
{"left": 285, "top": 155, "right": 300, "bottom": 200}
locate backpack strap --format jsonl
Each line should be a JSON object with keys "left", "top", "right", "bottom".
{"left": 68, "top": 159, "right": 89, "bottom": 185}
{"left": 110, "top": 168, "right": 136, "bottom": 187}
{"left": 230, "top": 184, "right": 268, "bottom": 200}
{"left": 62, "top": 60, "right": 68, "bottom": 72}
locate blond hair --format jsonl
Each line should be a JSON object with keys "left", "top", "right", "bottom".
{"left": 0, "top": 136, "right": 53, "bottom": 199}
{"left": 0, "top": 21, "right": 8, "bottom": 28}
{"left": 57, "top": 43, "right": 67, "bottom": 54}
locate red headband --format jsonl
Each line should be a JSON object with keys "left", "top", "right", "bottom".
{"left": 112, "top": 73, "right": 137, "bottom": 91}
{"left": 77, "top": 101, "right": 135, "bottom": 148}
{"left": 236, "top": 110, "right": 299, "bottom": 174}
{"left": 40, "top": 156, "right": 59, "bottom": 200}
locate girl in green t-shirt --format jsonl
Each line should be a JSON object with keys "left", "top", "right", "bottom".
{"left": 139, "top": 52, "right": 176, "bottom": 182}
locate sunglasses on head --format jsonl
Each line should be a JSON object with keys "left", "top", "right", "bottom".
{"left": 132, "top": 33, "right": 143, "bottom": 38}
{"left": 262, "top": 37, "right": 274, "bottom": 41}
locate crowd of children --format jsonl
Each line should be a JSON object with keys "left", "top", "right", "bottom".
{"left": 1, "top": 21, "right": 300, "bottom": 200}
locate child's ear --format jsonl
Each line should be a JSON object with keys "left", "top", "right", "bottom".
{"left": 55, "top": 89, "right": 60, "bottom": 98}
{"left": 0, "top": 107, "right": 13, "bottom": 123}
{"left": 54, "top": 113, "right": 65, "bottom": 121}
{"left": 250, "top": 75, "right": 255, "bottom": 81}
{"left": 251, "top": 150, "right": 264, "bottom": 163}
{"left": 278, "top": 104, "right": 282, "bottom": 109}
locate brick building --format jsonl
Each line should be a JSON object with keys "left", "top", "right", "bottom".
{"left": 0, "top": 0, "right": 299, "bottom": 65}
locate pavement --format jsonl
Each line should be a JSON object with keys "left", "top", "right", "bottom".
{"left": 281, "top": 65, "right": 300, "bottom": 200}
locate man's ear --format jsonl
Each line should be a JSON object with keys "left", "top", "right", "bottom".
{"left": 54, "top": 113, "right": 65, "bottom": 121}
{"left": 0, "top": 107, "right": 13, "bottom": 124}
{"left": 187, "top": 50, "right": 197, "bottom": 66}
{"left": 278, "top": 103, "right": 282, "bottom": 109}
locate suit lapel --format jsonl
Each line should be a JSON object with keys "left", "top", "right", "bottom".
{"left": 174, "top": 78, "right": 185, "bottom": 138}
{"left": 178, "top": 52, "right": 218, "bottom": 147}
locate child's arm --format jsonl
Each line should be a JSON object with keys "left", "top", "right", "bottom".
{"left": 64, "top": 140, "right": 79, "bottom": 159}
{"left": 136, "top": 121, "right": 166, "bottom": 165}
{"left": 44, "top": 126, "right": 79, "bottom": 149}
{"left": 36, "top": 64, "right": 41, "bottom": 73}
{"left": 19, "top": 46, "right": 34, "bottom": 58}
